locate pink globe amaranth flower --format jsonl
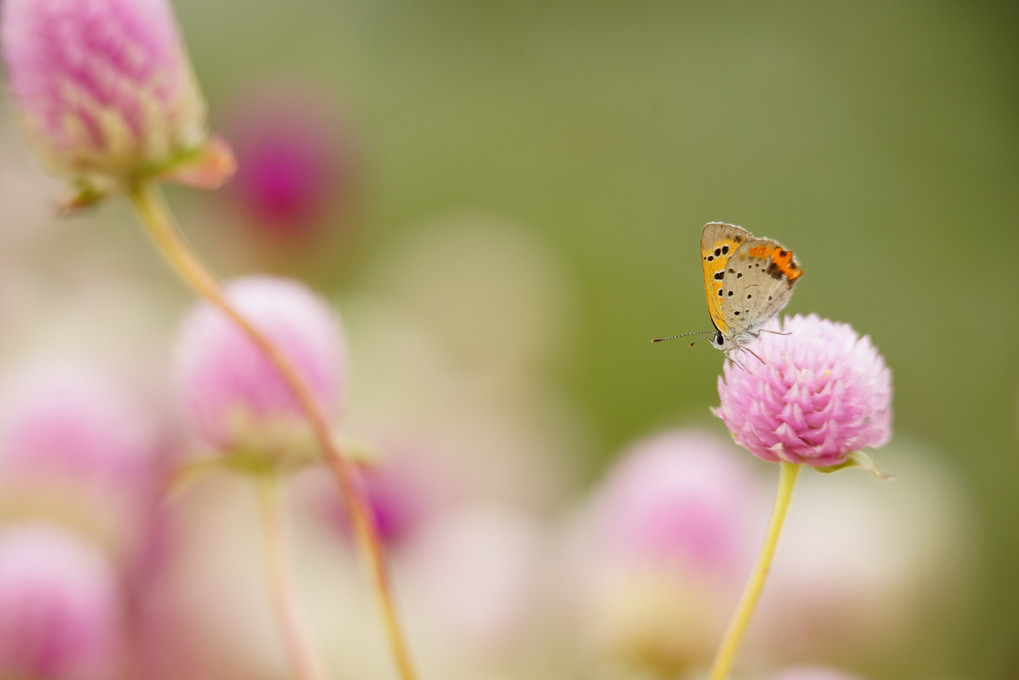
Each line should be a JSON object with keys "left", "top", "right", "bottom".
{"left": 0, "top": 0, "right": 232, "bottom": 194}
{"left": 0, "top": 358, "right": 162, "bottom": 550}
{"left": 223, "top": 85, "right": 355, "bottom": 239}
{"left": 714, "top": 314, "right": 892, "bottom": 467}
{"left": 593, "top": 430, "right": 759, "bottom": 576}
{"left": 0, "top": 525, "right": 124, "bottom": 680}
{"left": 173, "top": 276, "right": 347, "bottom": 456}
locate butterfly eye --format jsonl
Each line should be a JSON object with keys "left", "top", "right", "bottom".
{"left": 714, "top": 332, "right": 725, "bottom": 346}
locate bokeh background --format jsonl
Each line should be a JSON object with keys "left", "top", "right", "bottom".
{"left": 1, "top": 0, "right": 1017, "bottom": 679}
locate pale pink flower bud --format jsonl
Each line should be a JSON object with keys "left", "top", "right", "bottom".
{"left": 0, "top": 359, "right": 162, "bottom": 550}
{"left": 714, "top": 314, "right": 892, "bottom": 467}
{"left": 0, "top": 0, "right": 232, "bottom": 195}
{"left": 0, "top": 525, "right": 124, "bottom": 680}
{"left": 173, "top": 276, "right": 347, "bottom": 456}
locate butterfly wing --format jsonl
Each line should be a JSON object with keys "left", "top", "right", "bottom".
{"left": 700, "top": 222, "right": 752, "bottom": 338}
{"left": 717, "top": 237, "right": 802, "bottom": 343}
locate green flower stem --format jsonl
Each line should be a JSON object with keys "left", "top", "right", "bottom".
{"left": 708, "top": 462, "right": 801, "bottom": 680}
{"left": 257, "top": 476, "right": 330, "bottom": 680}
{"left": 127, "top": 182, "right": 417, "bottom": 680}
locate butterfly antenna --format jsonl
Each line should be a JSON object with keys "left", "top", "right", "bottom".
{"left": 652, "top": 330, "right": 715, "bottom": 344}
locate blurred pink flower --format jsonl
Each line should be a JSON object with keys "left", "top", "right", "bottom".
{"left": 714, "top": 314, "right": 892, "bottom": 467}
{"left": 0, "top": 524, "right": 123, "bottom": 680}
{"left": 570, "top": 430, "right": 762, "bottom": 673}
{"left": 0, "top": 359, "right": 162, "bottom": 549}
{"left": 223, "top": 86, "right": 354, "bottom": 239}
{"left": 0, "top": 0, "right": 229, "bottom": 193}
{"left": 764, "top": 666, "right": 865, "bottom": 680}
{"left": 593, "top": 430, "right": 759, "bottom": 576}
{"left": 173, "top": 276, "right": 347, "bottom": 456}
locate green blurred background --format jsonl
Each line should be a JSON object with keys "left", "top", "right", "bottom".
{"left": 183, "top": 0, "right": 1019, "bottom": 676}
{"left": 7, "top": 0, "right": 1019, "bottom": 676}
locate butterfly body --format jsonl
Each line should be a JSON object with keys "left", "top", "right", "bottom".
{"left": 700, "top": 222, "right": 802, "bottom": 354}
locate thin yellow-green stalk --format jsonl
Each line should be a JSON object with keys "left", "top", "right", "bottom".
{"left": 708, "top": 462, "right": 801, "bottom": 680}
{"left": 257, "top": 477, "right": 330, "bottom": 680}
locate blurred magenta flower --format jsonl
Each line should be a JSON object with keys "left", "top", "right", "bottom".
{"left": 223, "top": 85, "right": 354, "bottom": 240}
{"left": 0, "top": 358, "right": 162, "bottom": 550}
{"left": 173, "top": 276, "right": 347, "bottom": 458}
{"left": 308, "top": 434, "right": 443, "bottom": 548}
{"left": 0, "top": 0, "right": 231, "bottom": 198}
{"left": 0, "top": 525, "right": 123, "bottom": 680}
{"left": 714, "top": 314, "right": 892, "bottom": 467}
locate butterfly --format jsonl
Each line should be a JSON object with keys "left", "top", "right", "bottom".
{"left": 655, "top": 222, "right": 803, "bottom": 361}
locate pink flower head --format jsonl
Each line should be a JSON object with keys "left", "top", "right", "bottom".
{"left": 0, "top": 359, "right": 161, "bottom": 547}
{"left": 0, "top": 0, "right": 231, "bottom": 193}
{"left": 173, "top": 276, "right": 347, "bottom": 456}
{"left": 224, "top": 85, "right": 355, "bottom": 239}
{"left": 714, "top": 314, "right": 892, "bottom": 467}
{"left": 593, "top": 430, "right": 758, "bottom": 576}
{"left": 0, "top": 525, "right": 123, "bottom": 680}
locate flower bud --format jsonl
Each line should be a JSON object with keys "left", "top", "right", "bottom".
{"left": 173, "top": 276, "right": 347, "bottom": 460}
{"left": 0, "top": 358, "right": 162, "bottom": 553}
{"left": 0, "top": 0, "right": 232, "bottom": 197}
{"left": 0, "top": 525, "right": 123, "bottom": 680}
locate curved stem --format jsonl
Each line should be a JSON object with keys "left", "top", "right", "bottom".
{"left": 127, "top": 183, "right": 417, "bottom": 680}
{"left": 707, "top": 462, "right": 801, "bottom": 680}
{"left": 257, "top": 477, "right": 330, "bottom": 680}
